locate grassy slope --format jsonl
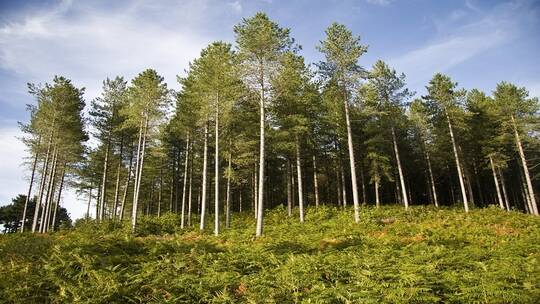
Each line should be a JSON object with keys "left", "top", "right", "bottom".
{"left": 0, "top": 206, "right": 539, "bottom": 303}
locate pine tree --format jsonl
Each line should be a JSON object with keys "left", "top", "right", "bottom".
{"left": 318, "top": 23, "right": 368, "bottom": 222}
{"left": 234, "top": 12, "right": 294, "bottom": 236}
{"left": 424, "top": 74, "right": 470, "bottom": 212}
{"left": 122, "top": 69, "right": 169, "bottom": 232}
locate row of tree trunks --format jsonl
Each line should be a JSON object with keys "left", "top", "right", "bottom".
{"left": 32, "top": 133, "right": 53, "bottom": 232}
{"left": 131, "top": 116, "right": 149, "bottom": 232}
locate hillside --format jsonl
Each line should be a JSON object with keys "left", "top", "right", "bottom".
{"left": 1, "top": 206, "right": 539, "bottom": 303}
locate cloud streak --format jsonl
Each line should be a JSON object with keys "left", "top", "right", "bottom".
{"left": 388, "top": 0, "right": 536, "bottom": 92}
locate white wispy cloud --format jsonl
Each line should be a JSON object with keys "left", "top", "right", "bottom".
{"left": 365, "top": 0, "right": 392, "bottom": 6}
{"left": 0, "top": 0, "right": 214, "bottom": 102}
{"left": 0, "top": 0, "right": 222, "bottom": 218}
{"left": 389, "top": 0, "right": 534, "bottom": 91}
{"left": 229, "top": 0, "right": 243, "bottom": 13}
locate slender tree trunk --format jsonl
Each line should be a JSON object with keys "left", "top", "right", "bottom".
{"left": 254, "top": 163, "right": 258, "bottom": 219}
{"left": 313, "top": 154, "right": 320, "bottom": 207}
{"left": 473, "top": 163, "right": 485, "bottom": 206}
{"left": 187, "top": 152, "right": 193, "bottom": 226}
{"left": 343, "top": 97, "right": 360, "bottom": 222}
{"left": 239, "top": 190, "right": 243, "bottom": 212}
{"left": 214, "top": 105, "right": 220, "bottom": 236}
{"left": 113, "top": 137, "right": 124, "bottom": 220}
{"left": 32, "top": 135, "right": 52, "bottom": 233}
{"left": 512, "top": 115, "right": 538, "bottom": 215}
{"left": 392, "top": 127, "right": 409, "bottom": 209}
{"left": 200, "top": 122, "right": 209, "bottom": 230}
{"left": 521, "top": 172, "right": 533, "bottom": 214}
{"left": 425, "top": 149, "right": 438, "bottom": 207}
{"left": 489, "top": 156, "right": 505, "bottom": 209}
{"left": 340, "top": 161, "right": 347, "bottom": 208}
{"left": 498, "top": 168, "right": 510, "bottom": 211}
{"left": 120, "top": 147, "right": 133, "bottom": 222}
{"left": 86, "top": 185, "right": 92, "bottom": 220}
{"left": 96, "top": 182, "right": 102, "bottom": 220}
{"left": 174, "top": 152, "right": 180, "bottom": 213}
{"left": 181, "top": 133, "right": 190, "bottom": 229}
{"left": 360, "top": 166, "right": 367, "bottom": 206}
{"left": 256, "top": 64, "right": 265, "bottom": 237}
{"left": 375, "top": 180, "right": 380, "bottom": 208}
{"left": 287, "top": 158, "right": 292, "bottom": 216}
{"left": 158, "top": 165, "right": 163, "bottom": 217}
{"left": 445, "top": 108, "right": 469, "bottom": 212}
{"left": 50, "top": 167, "right": 65, "bottom": 232}
{"left": 336, "top": 159, "right": 342, "bottom": 207}
{"left": 169, "top": 150, "right": 175, "bottom": 212}
{"left": 21, "top": 146, "right": 39, "bottom": 232}
{"left": 99, "top": 139, "right": 111, "bottom": 221}
{"left": 295, "top": 136, "right": 304, "bottom": 223}
{"left": 225, "top": 151, "right": 232, "bottom": 229}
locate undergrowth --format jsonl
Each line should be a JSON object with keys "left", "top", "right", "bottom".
{"left": 0, "top": 205, "right": 539, "bottom": 303}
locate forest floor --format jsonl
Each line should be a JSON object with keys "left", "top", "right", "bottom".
{"left": 1, "top": 205, "right": 539, "bottom": 303}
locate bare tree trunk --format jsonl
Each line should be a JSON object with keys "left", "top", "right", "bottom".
{"left": 112, "top": 137, "right": 124, "bottom": 220}
{"left": 86, "top": 185, "right": 92, "bottom": 220}
{"left": 96, "top": 182, "right": 102, "bottom": 220}
{"left": 169, "top": 150, "right": 175, "bottom": 212}
{"left": 512, "top": 115, "right": 538, "bottom": 215}
{"left": 425, "top": 149, "right": 439, "bottom": 207}
{"left": 200, "top": 122, "right": 209, "bottom": 230}
{"left": 21, "top": 146, "right": 39, "bottom": 232}
{"left": 181, "top": 133, "right": 190, "bottom": 229}
{"left": 295, "top": 136, "right": 304, "bottom": 223}
{"left": 392, "top": 127, "right": 409, "bottom": 209}
{"left": 336, "top": 159, "right": 342, "bottom": 206}
{"left": 120, "top": 146, "right": 133, "bottom": 222}
{"left": 50, "top": 167, "right": 65, "bottom": 232}
{"left": 313, "top": 154, "right": 320, "bottom": 207}
{"left": 214, "top": 106, "right": 220, "bottom": 236}
{"left": 225, "top": 151, "right": 232, "bottom": 229}
{"left": 254, "top": 163, "right": 258, "bottom": 219}
{"left": 360, "top": 166, "right": 367, "bottom": 206}
{"left": 287, "top": 158, "right": 292, "bottom": 216}
{"left": 187, "top": 153, "right": 193, "bottom": 226}
{"left": 256, "top": 64, "right": 265, "bottom": 237}
{"left": 239, "top": 190, "right": 243, "bottom": 212}
{"left": 158, "top": 165, "right": 163, "bottom": 217}
{"left": 343, "top": 94, "right": 360, "bottom": 222}
{"left": 521, "top": 172, "right": 533, "bottom": 214}
{"left": 445, "top": 108, "right": 469, "bottom": 212}
{"left": 99, "top": 139, "right": 111, "bottom": 221}
{"left": 174, "top": 152, "right": 180, "bottom": 213}
{"left": 340, "top": 161, "right": 347, "bottom": 208}
{"left": 375, "top": 180, "right": 380, "bottom": 208}
{"left": 113, "top": 137, "right": 124, "bottom": 220}
{"left": 489, "top": 156, "right": 505, "bottom": 210}
{"left": 498, "top": 168, "right": 510, "bottom": 211}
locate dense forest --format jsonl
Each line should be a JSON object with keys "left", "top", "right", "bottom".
{"left": 14, "top": 12, "right": 540, "bottom": 236}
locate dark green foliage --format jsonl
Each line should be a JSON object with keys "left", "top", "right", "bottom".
{"left": 0, "top": 195, "right": 71, "bottom": 233}
{"left": 1, "top": 206, "right": 538, "bottom": 303}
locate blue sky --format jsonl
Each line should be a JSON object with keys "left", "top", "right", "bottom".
{"left": 1, "top": 0, "right": 539, "bottom": 219}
